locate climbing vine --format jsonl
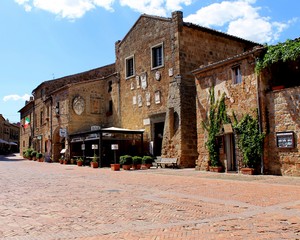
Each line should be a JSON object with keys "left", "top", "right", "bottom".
{"left": 202, "top": 88, "right": 229, "bottom": 167}
{"left": 255, "top": 38, "right": 300, "bottom": 73}
{"left": 233, "top": 112, "right": 265, "bottom": 168}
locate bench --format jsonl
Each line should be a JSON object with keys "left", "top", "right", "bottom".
{"left": 155, "top": 157, "right": 178, "bottom": 168}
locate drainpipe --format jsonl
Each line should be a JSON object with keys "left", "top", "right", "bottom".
{"left": 50, "top": 96, "right": 53, "bottom": 162}
{"left": 116, "top": 73, "right": 121, "bottom": 122}
{"left": 256, "top": 71, "right": 264, "bottom": 174}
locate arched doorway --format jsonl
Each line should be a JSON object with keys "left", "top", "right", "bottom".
{"left": 53, "top": 127, "right": 65, "bottom": 162}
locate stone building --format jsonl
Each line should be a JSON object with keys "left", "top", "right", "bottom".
{"left": 19, "top": 11, "right": 258, "bottom": 167}
{"left": 193, "top": 39, "right": 300, "bottom": 176}
{"left": 115, "top": 11, "right": 257, "bottom": 167}
{"left": 0, "top": 114, "right": 19, "bottom": 154}
{"left": 19, "top": 64, "right": 117, "bottom": 162}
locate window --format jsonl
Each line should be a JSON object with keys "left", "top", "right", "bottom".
{"left": 106, "top": 100, "right": 113, "bottom": 116}
{"left": 40, "top": 111, "right": 44, "bottom": 126}
{"left": 232, "top": 65, "right": 242, "bottom": 84}
{"left": 55, "top": 102, "right": 60, "bottom": 115}
{"left": 125, "top": 55, "right": 135, "bottom": 78}
{"left": 108, "top": 81, "right": 112, "bottom": 92}
{"left": 109, "top": 100, "right": 113, "bottom": 113}
{"left": 151, "top": 43, "right": 164, "bottom": 69}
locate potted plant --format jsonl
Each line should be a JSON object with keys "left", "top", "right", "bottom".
{"left": 37, "top": 153, "right": 44, "bottom": 162}
{"left": 142, "top": 156, "right": 153, "bottom": 169}
{"left": 77, "top": 157, "right": 83, "bottom": 166}
{"left": 234, "top": 113, "right": 265, "bottom": 175}
{"left": 90, "top": 154, "right": 99, "bottom": 168}
{"left": 31, "top": 151, "right": 37, "bottom": 161}
{"left": 120, "top": 155, "right": 132, "bottom": 170}
{"left": 70, "top": 158, "right": 76, "bottom": 165}
{"left": 25, "top": 148, "right": 33, "bottom": 160}
{"left": 63, "top": 158, "right": 68, "bottom": 165}
{"left": 132, "top": 156, "right": 142, "bottom": 170}
{"left": 58, "top": 155, "right": 64, "bottom": 164}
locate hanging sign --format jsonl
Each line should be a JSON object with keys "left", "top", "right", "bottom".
{"left": 111, "top": 144, "right": 119, "bottom": 150}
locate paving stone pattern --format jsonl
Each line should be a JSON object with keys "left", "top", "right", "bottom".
{"left": 0, "top": 154, "right": 300, "bottom": 240}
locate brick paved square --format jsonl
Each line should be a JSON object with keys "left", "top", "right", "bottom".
{"left": 0, "top": 154, "right": 299, "bottom": 240}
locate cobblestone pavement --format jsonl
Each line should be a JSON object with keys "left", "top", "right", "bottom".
{"left": 0, "top": 154, "right": 300, "bottom": 240}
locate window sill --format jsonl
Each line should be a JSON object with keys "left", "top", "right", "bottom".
{"left": 151, "top": 65, "right": 164, "bottom": 71}
{"left": 125, "top": 75, "right": 135, "bottom": 80}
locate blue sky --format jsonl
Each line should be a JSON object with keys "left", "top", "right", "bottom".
{"left": 0, "top": 0, "right": 299, "bottom": 123}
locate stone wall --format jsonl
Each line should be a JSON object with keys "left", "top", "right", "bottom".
{"left": 195, "top": 56, "right": 259, "bottom": 171}
{"left": 265, "top": 87, "right": 300, "bottom": 176}
{"left": 115, "top": 11, "right": 258, "bottom": 167}
{"left": 23, "top": 65, "right": 118, "bottom": 162}
{"left": 115, "top": 14, "right": 177, "bottom": 158}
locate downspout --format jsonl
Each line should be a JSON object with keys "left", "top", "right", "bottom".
{"left": 117, "top": 73, "right": 121, "bottom": 124}
{"left": 256, "top": 70, "right": 264, "bottom": 174}
{"left": 50, "top": 96, "right": 53, "bottom": 161}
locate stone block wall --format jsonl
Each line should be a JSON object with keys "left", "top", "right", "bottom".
{"left": 195, "top": 56, "right": 259, "bottom": 170}
{"left": 265, "top": 87, "right": 300, "bottom": 176}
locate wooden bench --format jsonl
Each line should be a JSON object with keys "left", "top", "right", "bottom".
{"left": 155, "top": 157, "right": 178, "bottom": 168}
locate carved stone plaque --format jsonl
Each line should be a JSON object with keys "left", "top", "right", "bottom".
{"left": 138, "top": 95, "right": 142, "bottom": 107}
{"left": 136, "top": 76, "right": 140, "bottom": 89}
{"left": 146, "top": 92, "right": 151, "bottom": 106}
{"left": 73, "top": 96, "right": 85, "bottom": 115}
{"left": 133, "top": 96, "right": 137, "bottom": 105}
{"left": 141, "top": 73, "right": 147, "bottom": 90}
{"left": 155, "top": 90, "right": 161, "bottom": 104}
{"left": 155, "top": 71, "right": 161, "bottom": 81}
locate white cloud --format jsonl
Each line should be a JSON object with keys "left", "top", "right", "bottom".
{"left": 119, "top": 0, "right": 167, "bottom": 16}
{"left": 14, "top": 0, "right": 192, "bottom": 19}
{"left": 119, "top": 0, "right": 192, "bottom": 16}
{"left": 13, "top": 0, "right": 295, "bottom": 43}
{"left": 15, "top": 0, "right": 115, "bottom": 19}
{"left": 3, "top": 94, "right": 31, "bottom": 102}
{"left": 166, "top": 0, "right": 192, "bottom": 12}
{"left": 184, "top": 0, "right": 294, "bottom": 44}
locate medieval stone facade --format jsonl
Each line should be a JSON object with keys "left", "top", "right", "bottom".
{"left": 0, "top": 114, "right": 19, "bottom": 154}
{"left": 19, "top": 11, "right": 258, "bottom": 167}
{"left": 193, "top": 43, "right": 300, "bottom": 176}
{"left": 19, "top": 64, "right": 117, "bottom": 161}
{"left": 115, "top": 11, "right": 256, "bottom": 167}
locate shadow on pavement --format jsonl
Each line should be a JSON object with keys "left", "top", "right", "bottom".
{"left": 0, "top": 153, "right": 26, "bottom": 162}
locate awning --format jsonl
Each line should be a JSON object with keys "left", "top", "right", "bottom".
{"left": 101, "top": 127, "right": 145, "bottom": 134}
{"left": 0, "top": 139, "right": 9, "bottom": 144}
{"left": 9, "top": 142, "right": 18, "bottom": 146}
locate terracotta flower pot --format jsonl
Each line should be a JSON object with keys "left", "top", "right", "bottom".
{"left": 91, "top": 162, "right": 98, "bottom": 168}
{"left": 122, "top": 164, "right": 131, "bottom": 170}
{"left": 209, "top": 166, "right": 223, "bottom": 172}
{"left": 132, "top": 164, "right": 141, "bottom": 170}
{"left": 241, "top": 167, "right": 254, "bottom": 175}
{"left": 111, "top": 164, "right": 120, "bottom": 171}
{"left": 77, "top": 161, "right": 83, "bottom": 166}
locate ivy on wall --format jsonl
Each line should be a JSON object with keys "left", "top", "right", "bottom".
{"left": 255, "top": 38, "right": 300, "bottom": 73}
{"left": 233, "top": 112, "right": 265, "bottom": 168}
{"left": 202, "top": 88, "right": 229, "bottom": 167}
